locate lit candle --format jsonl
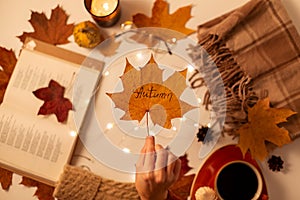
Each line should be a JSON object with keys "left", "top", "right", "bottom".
{"left": 84, "top": 0, "right": 121, "bottom": 27}
{"left": 91, "top": 0, "right": 118, "bottom": 16}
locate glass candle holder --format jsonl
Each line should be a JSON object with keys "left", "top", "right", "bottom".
{"left": 84, "top": 0, "right": 121, "bottom": 27}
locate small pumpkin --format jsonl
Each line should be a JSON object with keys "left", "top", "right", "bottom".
{"left": 73, "top": 21, "right": 103, "bottom": 48}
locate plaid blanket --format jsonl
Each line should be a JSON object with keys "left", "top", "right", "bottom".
{"left": 194, "top": 0, "right": 300, "bottom": 138}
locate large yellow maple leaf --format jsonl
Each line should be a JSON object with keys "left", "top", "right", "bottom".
{"left": 237, "top": 97, "right": 296, "bottom": 161}
{"left": 107, "top": 55, "right": 196, "bottom": 129}
{"left": 132, "top": 0, "right": 195, "bottom": 36}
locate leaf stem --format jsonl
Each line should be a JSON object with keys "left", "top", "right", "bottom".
{"left": 146, "top": 111, "right": 150, "bottom": 136}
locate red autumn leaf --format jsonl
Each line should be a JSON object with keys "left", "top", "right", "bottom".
{"left": 20, "top": 177, "right": 55, "bottom": 200}
{"left": 18, "top": 5, "right": 74, "bottom": 45}
{"left": 0, "top": 47, "right": 17, "bottom": 104}
{"left": 178, "top": 154, "right": 193, "bottom": 178}
{"left": 33, "top": 79, "right": 73, "bottom": 123}
{"left": 20, "top": 176, "right": 38, "bottom": 187}
{"left": 0, "top": 167, "right": 13, "bottom": 190}
{"left": 169, "top": 154, "right": 195, "bottom": 200}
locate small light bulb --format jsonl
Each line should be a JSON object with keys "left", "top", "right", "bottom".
{"left": 104, "top": 71, "right": 110, "bottom": 76}
{"left": 70, "top": 131, "right": 77, "bottom": 137}
{"left": 136, "top": 52, "right": 143, "bottom": 60}
{"left": 187, "top": 65, "right": 194, "bottom": 72}
{"left": 106, "top": 123, "right": 114, "bottom": 130}
{"left": 122, "top": 148, "right": 130, "bottom": 153}
{"left": 197, "top": 98, "right": 202, "bottom": 104}
{"left": 121, "top": 21, "right": 135, "bottom": 31}
{"left": 207, "top": 123, "right": 211, "bottom": 128}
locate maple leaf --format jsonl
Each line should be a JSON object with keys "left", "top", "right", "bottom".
{"left": 132, "top": 0, "right": 195, "bottom": 36}
{"left": 18, "top": 5, "right": 74, "bottom": 45}
{"left": 169, "top": 154, "right": 195, "bottom": 200}
{"left": 237, "top": 97, "right": 296, "bottom": 161}
{"left": 33, "top": 79, "right": 73, "bottom": 123}
{"left": 0, "top": 167, "right": 13, "bottom": 190}
{"left": 0, "top": 47, "right": 17, "bottom": 104}
{"left": 107, "top": 55, "right": 196, "bottom": 129}
{"left": 178, "top": 154, "right": 193, "bottom": 178}
{"left": 20, "top": 177, "right": 54, "bottom": 200}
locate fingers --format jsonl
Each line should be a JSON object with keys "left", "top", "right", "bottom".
{"left": 154, "top": 145, "right": 181, "bottom": 185}
{"left": 144, "top": 136, "right": 155, "bottom": 171}
{"left": 145, "top": 136, "right": 155, "bottom": 152}
{"left": 166, "top": 152, "right": 181, "bottom": 183}
{"left": 154, "top": 144, "right": 167, "bottom": 170}
{"left": 153, "top": 144, "right": 167, "bottom": 183}
{"left": 172, "top": 159, "right": 181, "bottom": 182}
{"left": 136, "top": 136, "right": 156, "bottom": 172}
{"left": 136, "top": 136, "right": 181, "bottom": 186}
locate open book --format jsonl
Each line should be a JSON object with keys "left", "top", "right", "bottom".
{"left": 0, "top": 38, "right": 103, "bottom": 186}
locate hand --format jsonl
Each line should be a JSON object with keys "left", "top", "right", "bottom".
{"left": 135, "top": 136, "right": 181, "bottom": 200}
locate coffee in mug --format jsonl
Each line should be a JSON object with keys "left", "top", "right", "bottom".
{"left": 215, "top": 160, "right": 263, "bottom": 200}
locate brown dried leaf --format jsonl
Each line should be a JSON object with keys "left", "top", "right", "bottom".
{"left": 237, "top": 97, "right": 296, "bottom": 160}
{"left": 0, "top": 47, "right": 17, "bottom": 104}
{"left": 132, "top": 0, "right": 195, "bottom": 36}
{"left": 20, "top": 177, "right": 55, "bottom": 200}
{"left": 18, "top": 5, "right": 74, "bottom": 45}
{"left": 0, "top": 167, "right": 13, "bottom": 190}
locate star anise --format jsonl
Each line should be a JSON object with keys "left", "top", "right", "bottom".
{"left": 267, "top": 155, "right": 284, "bottom": 172}
{"left": 196, "top": 126, "right": 209, "bottom": 142}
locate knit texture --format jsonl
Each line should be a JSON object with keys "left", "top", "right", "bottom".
{"left": 53, "top": 165, "right": 140, "bottom": 200}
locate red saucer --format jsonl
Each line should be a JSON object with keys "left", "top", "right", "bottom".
{"left": 190, "top": 145, "right": 268, "bottom": 200}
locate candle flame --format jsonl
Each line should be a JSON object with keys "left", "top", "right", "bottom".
{"left": 91, "top": 0, "right": 118, "bottom": 17}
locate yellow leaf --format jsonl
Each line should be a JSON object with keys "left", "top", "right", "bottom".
{"left": 132, "top": 0, "right": 195, "bottom": 36}
{"left": 236, "top": 97, "right": 296, "bottom": 161}
{"left": 107, "top": 54, "right": 196, "bottom": 129}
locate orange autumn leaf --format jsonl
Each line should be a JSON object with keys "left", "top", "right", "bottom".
{"left": 237, "top": 97, "right": 296, "bottom": 161}
{"left": 132, "top": 0, "right": 195, "bottom": 36}
{"left": 0, "top": 47, "right": 17, "bottom": 104}
{"left": 0, "top": 167, "right": 13, "bottom": 190}
{"left": 20, "top": 177, "right": 55, "bottom": 200}
{"left": 18, "top": 5, "right": 74, "bottom": 45}
{"left": 107, "top": 54, "right": 196, "bottom": 129}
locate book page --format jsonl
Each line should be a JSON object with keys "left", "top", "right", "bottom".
{"left": 3, "top": 48, "right": 79, "bottom": 115}
{"left": 3, "top": 46, "right": 102, "bottom": 128}
{"left": 0, "top": 106, "right": 77, "bottom": 185}
{"left": 0, "top": 41, "right": 102, "bottom": 185}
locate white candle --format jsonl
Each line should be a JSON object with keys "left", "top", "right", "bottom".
{"left": 91, "top": 0, "right": 118, "bottom": 17}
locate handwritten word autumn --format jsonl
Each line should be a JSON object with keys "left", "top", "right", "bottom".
{"left": 133, "top": 85, "right": 173, "bottom": 102}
